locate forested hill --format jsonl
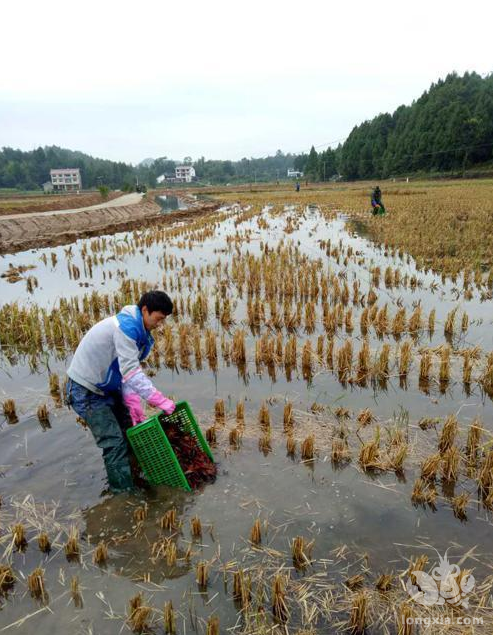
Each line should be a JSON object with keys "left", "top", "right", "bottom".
{"left": 339, "top": 72, "right": 493, "bottom": 179}
{"left": 0, "top": 146, "right": 136, "bottom": 190}
{"left": 2, "top": 72, "right": 493, "bottom": 190}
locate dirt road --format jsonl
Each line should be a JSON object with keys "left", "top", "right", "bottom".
{"left": 0, "top": 195, "right": 221, "bottom": 255}
{"left": 0, "top": 192, "right": 143, "bottom": 220}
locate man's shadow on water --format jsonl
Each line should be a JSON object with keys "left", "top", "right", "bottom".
{"left": 83, "top": 485, "right": 195, "bottom": 583}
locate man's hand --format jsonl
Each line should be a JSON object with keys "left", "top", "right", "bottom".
{"left": 123, "top": 393, "right": 146, "bottom": 426}
{"left": 147, "top": 390, "right": 176, "bottom": 415}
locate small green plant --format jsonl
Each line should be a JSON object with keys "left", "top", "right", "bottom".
{"left": 98, "top": 185, "right": 110, "bottom": 200}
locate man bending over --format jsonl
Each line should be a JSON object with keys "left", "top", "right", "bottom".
{"left": 66, "top": 290, "right": 175, "bottom": 493}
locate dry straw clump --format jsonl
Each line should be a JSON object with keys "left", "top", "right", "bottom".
{"left": 0, "top": 565, "right": 15, "bottom": 594}
{"left": 250, "top": 519, "right": 262, "bottom": 545}
{"left": 332, "top": 437, "right": 350, "bottom": 465}
{"left": 37, "top": 404, "right": 50, "bottom": 427}
{"left": 292, "top": 536, "right": 314, "bottom": 569}
{"left": 411, "top": 478, "right": 437, "bottom": 507}
{"left": 236, "top": 400, "right": 245, "bottom": 425}
{"left": 229, "top": 426, "right": 241, "bottom": 448}
{"left": 286, "top": 435, "right": 296, "bottom": 457}
{"left": 258, "top": 431, "right": 272, "bottom": 455}
{"left": 349, "top": 591, "right": 368, "bottom": 634}
{"left": 37, "top": 532, "right": 51, "bottom": 553}
{"left": 27, "top": 567, "right": 47, "bottom": 602}
{"left": 206, "top": 616, "right": 219, "bottom": 635}
{"left": 206, "top": 426, "right": 217, "bottom": 445}
{"left": 214, "top": 399, "right": 225, "bottom": 424}
{"left": 438, "top": 414, "right": 458, "bottom": 454}
{"left": 452, "top": 493, "right": 469, "bottom": 520}
{"left": 301, "top": 435, "right": 315, "bottom": 460}
{"left": 420, "top": 453, "right": 441, "bottom": 481}
{"left": 160, "top": 508, "right": 178, "bottom": 531}
{"left": 272, "top": 574, "right": 289, "bottom": 623}
{"left": 283, "top": 401, "right": 293, "bottom": 431}
{"left": 64, "top": 526, "right": 80, "bottom": 561}
{"left": 3, "top": 399, "right": 19, "bottom": 424}
{"left": 190, "top": 516, "right": 202, "bottom": 538}
{"left": 163, "top": 600, "right": 176, "bottom": 635}
{"left": 128, "top": 593, "right": 152, "bottom": 634}
{"left": 93, "top": 541, "right": 108, "bottom": 565}
{"left": 71, "top": 575, "right": 83, "bottom": 608}
{"left": 12, "top": 523, "right": 27, "bottom": 550}
{"left": 232, "top": 569, "right": 251, "bottom": 608}
{"left": 375, "top": 573, "right": 393, "bottom": 592}
{"left": 357, "top": 408, "right": 375, "bottom": 427}
{"left": 133, "top": 504, "right": 148, "bottom": 523}
{"left": 196, "top": 561, "right": 209, "bottom": 589}
{"left": 441, "top": 446, "right": 460, "bottom": 482}
{"left": 258, "top": 402, "right": 271, "bottom": 430}
{"left": 465, "top": 418, "right": 482, "bottom": 463}
{"left": 359, "top": 429, "right": 381, "bottom": 471}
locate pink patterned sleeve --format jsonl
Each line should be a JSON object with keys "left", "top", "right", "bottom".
{"left": 121, "top": 367, "right": 155, "bottom": 400}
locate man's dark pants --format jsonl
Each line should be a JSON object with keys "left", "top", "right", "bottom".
{"left": 66, "top": 379, "right": 134, "bottom": 493}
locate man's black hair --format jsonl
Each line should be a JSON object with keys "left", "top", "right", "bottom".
{"left": 138, "top": 290, "right": 173, "bottom": 315}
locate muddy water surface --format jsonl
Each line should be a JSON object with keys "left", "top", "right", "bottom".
{"left": 1, "top": 204, "right": 493, "bottom": 633}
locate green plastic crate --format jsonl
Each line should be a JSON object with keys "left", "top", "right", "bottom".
{"left": 126, "top": 401, "right": 214, "bottom": 491}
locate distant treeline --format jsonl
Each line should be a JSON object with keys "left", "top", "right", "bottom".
{"left": 1, "top": 71, "right": 492, "bottom": 190}
{"left": 339, "top": 71, "right": 493, "bottom": 179}
{"left": 0, "top": 146, "right": 137, "bottom": 191}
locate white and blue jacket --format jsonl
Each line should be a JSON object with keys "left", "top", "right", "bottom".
{"left": 67, "top": 305, "right": 155, "bottom": 397}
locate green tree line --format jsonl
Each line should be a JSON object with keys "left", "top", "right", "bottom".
{"left": 0, "top": 146, "right": 136, "bottom": 191}
{"left": 2, "top": 72, "right": 492, "bottom": 190}
{"left": 338, "top": 71, "right": 493, "bottom": 179}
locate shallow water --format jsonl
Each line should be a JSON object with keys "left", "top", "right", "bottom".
{"left": 155, "top": 195, "right": 190, "bottom": 213}
{"left": 1, "top": 203, "right": 493, "bottom": 633}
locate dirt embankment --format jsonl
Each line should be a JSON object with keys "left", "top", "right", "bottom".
{"left": 0, "top": 191, "right": 121, "bottom": 216}
{"left": 0, "top": 197, "right": 220, "bottom": 255}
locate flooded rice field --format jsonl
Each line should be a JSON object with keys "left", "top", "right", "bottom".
{"left": 1, "top": 201, "right": 493, "bottom": 633}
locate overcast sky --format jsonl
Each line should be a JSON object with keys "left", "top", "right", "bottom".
{"left": 1, "top": 0, "right": 492, "bottom": 165}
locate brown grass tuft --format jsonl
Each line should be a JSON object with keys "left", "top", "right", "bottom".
{"left": 206, "top": 616, "right": 220, "bottom": 635}
{"left": 215, "top": 399, "right": 225, "bottom": 424}
{"left": 37, "top": 532, "right": 51, "bottom": 553}
{"left": 128, "top": 593, "right": 152, "bottom": 634}
{"left": 191, "top": 516, "right": 202, "bottom": 538}
{"left": 93, "top": 541, "right": 108, "bottom": 565}
{"left": 272, "top": 574, "right": 289, "bottom": 623}
{"left": 12, "top": 523, "right": 27, "bottom": 551}
{"left": 0, "top": 565, "right": 15, "bottom": 594}
{"left": 196, "top": 561, "right": 209, "bottom": 589}
{"left": 250, "top": 519, "right": 262, "bottom": 545}
{"left": 301, "top": 435, "right": 315, "bottom": 460}
{"left": 27, "top": 567, "right": 47, "bottom": 602}
{"left": 349, "top": 591, "right": 367, "bottom": 633}
{"left": 452, "top": 492, "right": 469, "bottom": 520}
{"left": 438, "top": 414, "right": 458, "bottom": 454}
{"left": 163, "top": 600, "right": 176, "bottom": 634}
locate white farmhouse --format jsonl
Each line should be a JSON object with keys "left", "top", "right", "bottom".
{"left": 175, "top": 165, "right": 196, "bottom": 183}
{"left": 287, "top": 169, "right": 303, "bottom": 178}
{"left": 50, "top": 168, "right": 82, "bottom": 191}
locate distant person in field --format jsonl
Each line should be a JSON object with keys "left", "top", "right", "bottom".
{"left": 66, "top": 290, "right": 175, "bottom": 494}
{"left": 371, "top": 186, "right": 385, "bottom": 215}
{"left": 296, "top": 181, "right": 300, "bottom": 192}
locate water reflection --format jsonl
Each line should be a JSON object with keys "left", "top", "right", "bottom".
{"left": 84, "top": 485, "right": 192, "bottom": 582}
{"left": 155, "top": 195, "right": 189, "bottom": 213}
